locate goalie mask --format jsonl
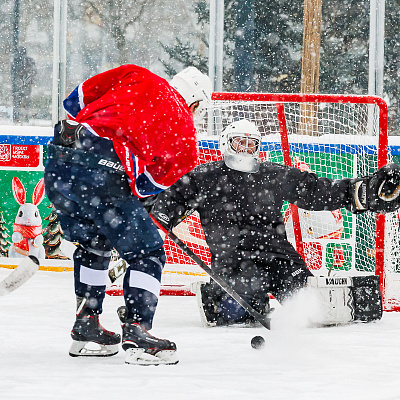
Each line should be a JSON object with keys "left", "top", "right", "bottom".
{"left": 170, "top": 67, "right": 212, "bottom": 123}
{"left": 219, "top": 119, "right": 261, "bottom": 173}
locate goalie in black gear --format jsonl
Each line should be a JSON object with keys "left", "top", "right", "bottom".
{"left": 152, "top": 119, "right": 400, "bottom": 327}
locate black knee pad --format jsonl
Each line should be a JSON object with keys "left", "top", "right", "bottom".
{"left": 74, "top": 244, "right": 112, "bottom": 270}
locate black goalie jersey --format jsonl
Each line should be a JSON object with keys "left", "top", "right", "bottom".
{"left": 153, "top": 160, "right": 354, "bottom": 302}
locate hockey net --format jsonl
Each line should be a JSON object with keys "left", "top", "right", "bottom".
{"left": 159, "top": 92, "right": 400, "bottom": 312}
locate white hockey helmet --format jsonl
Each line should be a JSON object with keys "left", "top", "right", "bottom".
{"left": 170, "top": 67, "right": 212, "bottom": 122}
{"left": 219, "top": 119, "right": 261, "bottom": 173}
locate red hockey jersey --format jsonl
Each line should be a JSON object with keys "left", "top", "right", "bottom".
{"left": 63, "top": 64, "right": 198, "bottom": 198}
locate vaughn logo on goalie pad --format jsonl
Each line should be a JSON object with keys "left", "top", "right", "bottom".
{"left": 309, "top": 276, "right": 351, "bottom": 288}
{"left": 325, "top": 277, "right": 349, "bottom": 286}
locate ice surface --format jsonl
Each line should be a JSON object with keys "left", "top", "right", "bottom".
{"left": 1, "top": 268, "right": 400, "bottom": 400}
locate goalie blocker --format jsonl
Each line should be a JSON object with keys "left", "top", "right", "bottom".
{"left": 308, "top": 275, "right": 382, "bottom": 325}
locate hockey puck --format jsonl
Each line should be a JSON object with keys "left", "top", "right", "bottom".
{"left": 251, "top": 335, "right": 265, "bottom": 349}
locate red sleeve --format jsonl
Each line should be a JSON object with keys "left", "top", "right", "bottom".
{"left": 112, "top": 115, "right": 199, "bottom": 198}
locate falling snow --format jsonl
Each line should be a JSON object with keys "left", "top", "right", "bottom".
{"left": 1, "top": 268, "right": 400, "bottom": 400}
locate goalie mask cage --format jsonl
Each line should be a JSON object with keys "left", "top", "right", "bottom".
{"left": 160, "top": 92, "right": 400, "bottom": 312}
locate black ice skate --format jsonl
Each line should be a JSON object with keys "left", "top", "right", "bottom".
{"left": 117, "top": 306, "right": 178, "bottom": 366}
{"left": 69, "top": 297, "right": 120, "bottom": 357}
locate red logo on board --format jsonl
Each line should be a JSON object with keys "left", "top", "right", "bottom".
{"left": 0, "top": 145, "right": 40, "bottom": 168}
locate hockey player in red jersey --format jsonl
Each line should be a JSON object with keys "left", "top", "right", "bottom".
{"left": 44, "top": 65, "right": 212, "bottom": 365}
{"left": 152, "top": 119, "right": 400, "bottom": 328}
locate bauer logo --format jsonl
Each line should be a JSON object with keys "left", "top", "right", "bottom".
{"left": 157, "top": 213, "right": 170, "bottom": 224}
{"left": 98, "top": 159, "right": 124, "bottom": 172}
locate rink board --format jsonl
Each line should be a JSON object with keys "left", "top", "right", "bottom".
{"left": 0, "top": 127, "right": 400, "bottom": 288}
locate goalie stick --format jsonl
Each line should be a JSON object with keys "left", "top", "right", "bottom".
{"left": 151, "top": 214, "right": 271, "bottom": 330}
{"left": 0, "top": 255, "right": 40, "bottom": 296}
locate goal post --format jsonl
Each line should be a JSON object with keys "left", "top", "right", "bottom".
{"left": 276, "top": 101, "right": 305, "bottom": 262}
{"left": 159, "top": 92, "right": 400, "bottom": 312}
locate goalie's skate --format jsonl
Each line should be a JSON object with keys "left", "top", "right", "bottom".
{"left": 118, "top": 306, "right": 178, "bottom": 366}
{"left": 69, "top": 312, "right": 120, "bottom": 357}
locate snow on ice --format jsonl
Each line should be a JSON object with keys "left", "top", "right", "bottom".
{"left": 1, "top": 268, "right": 400, "bottom": 400}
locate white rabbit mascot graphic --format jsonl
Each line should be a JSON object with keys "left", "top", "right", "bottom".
{"left": 9, "top": 177, "right": 46, "bottom": 259}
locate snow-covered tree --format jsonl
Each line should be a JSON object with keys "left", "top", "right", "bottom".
{"left": 162, "top": 0, "right": 400, "bottom": 135}
{"left": 0, "top": 211, "right": 11, "bottom": 257}
{"left": 43, "top": 204, "right": 68, "bottom": 260}
{"left": 73, "top": 0, "right": 154, "bottom": 66}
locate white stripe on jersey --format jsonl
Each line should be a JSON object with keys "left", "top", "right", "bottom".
{"left": 78, "top": 83, "right": 85, "bottom": 110}
{"left": 144, "top": 167, "right": 169, "bottom": 190}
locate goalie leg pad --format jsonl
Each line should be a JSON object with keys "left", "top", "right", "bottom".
{"left": 191, "top": 281, "right": 217, "bottom": 327}
{"left": 351, "top": 276, "right": 382, "bottom": 322}
{"left": 307, "top": 277, "right": 354, "bottom": 325}
{"left": 307, "top": 275, "right": 382, "bottom": 326}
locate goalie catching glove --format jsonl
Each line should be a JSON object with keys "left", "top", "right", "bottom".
{"left": 350, "top": 163, "right": 400, "bottom": 213}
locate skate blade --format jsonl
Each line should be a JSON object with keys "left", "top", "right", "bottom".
{"left": 69, "top": 340, "right": 119, "bottom": 357}
{"left": 125, "top": 348, "right": 179, "bottom": 366}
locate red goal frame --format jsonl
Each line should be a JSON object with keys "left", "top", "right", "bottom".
{"left": 211, "top": 92, "right": 390, "bottom": 308}
{"left": 109, "top": 92, "right": 395, "bottom": 310}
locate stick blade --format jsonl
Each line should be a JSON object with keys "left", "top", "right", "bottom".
{"left": 0, "top": 256, "right": 40, "bottom": 296}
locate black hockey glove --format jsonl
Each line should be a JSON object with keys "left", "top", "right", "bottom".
{"left": 54, "top": 119, "right": 85, "bottom": 148}
{"left": 150, "top": 210, "right": 173, "bottom": 232}
{"left": 350, "top": 163, "right": 400, "bottom": 213}
{"left": 151, "top": 206, "right": 195, "bottom": 233}
{"left": 139, "top": 194, "right": 159, "bottom": 214}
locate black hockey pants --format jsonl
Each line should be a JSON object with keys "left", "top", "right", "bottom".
{"left": 44, "top": 156, "right": 165, "bottom": 330}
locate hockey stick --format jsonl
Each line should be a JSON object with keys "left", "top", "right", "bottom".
{"left": 151, "top": 215, "right": 271, "bottom": 330}
{"left": 0, "top": 255, "right": 40, "bottom": 296}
